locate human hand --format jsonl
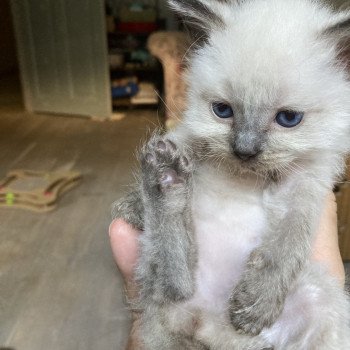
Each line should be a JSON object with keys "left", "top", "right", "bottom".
{"left": 312, "top": 192, "right": 345, "bottom": 286}
{"left": 109, "top": 219, "right": 142, "bottom": 350}
{"left": 109, "top": 192, "right": 345, "bottom": 349}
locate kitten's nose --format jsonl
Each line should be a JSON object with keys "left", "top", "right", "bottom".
{"left": 234, "top": 149, "right": 259, "bottom": 161}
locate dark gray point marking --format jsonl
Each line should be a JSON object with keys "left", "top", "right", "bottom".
{"left": 174, "top": 0, "right": 224, "bottom": 26}
{"left": 327, "top": 17, "right": 350, "bottom": 34}
{"left": 324, "top": 17, "right": 350, "bottom": 71}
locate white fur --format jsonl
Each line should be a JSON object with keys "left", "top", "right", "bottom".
{"left": 189, "top": 164, "right": 266, "bottom": 314}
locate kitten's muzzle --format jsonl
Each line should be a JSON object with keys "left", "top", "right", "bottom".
{"left": 233, "top": 149, "right": 260, "bottom": 161}
{"left": 231, "top": 131, "right": 263, "bottom": 161}
{"left": 231, "top": 141, "right": 261, "bottom": 161}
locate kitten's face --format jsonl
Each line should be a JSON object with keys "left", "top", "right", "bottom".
{"left": 170, "top": 0, "right": 350, "bottom": 176}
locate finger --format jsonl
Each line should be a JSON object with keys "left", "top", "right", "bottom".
{"left": 109, "top": 218, "right": 141, "bottom": 281}
{"left": 312, "top": 192, "right": 345, "bottom": 286}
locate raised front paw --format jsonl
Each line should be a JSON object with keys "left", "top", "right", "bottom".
{"left": 140, "top": 134, "right": 193, "bottom": 205}
{"left": 229, "top": 266, "right": 285, "bottom": 336}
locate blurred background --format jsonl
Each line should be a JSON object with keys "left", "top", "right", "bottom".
{"left": 0, "top": 1, "right": 349, "bottom": 349}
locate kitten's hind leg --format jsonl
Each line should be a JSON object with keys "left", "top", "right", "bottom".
{"left": 138, "top": 134, "right": 196, "bottom": 303}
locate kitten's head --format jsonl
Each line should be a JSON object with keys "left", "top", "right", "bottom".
{"left": 169, "top": 0, "right": 350, "bottom": 177}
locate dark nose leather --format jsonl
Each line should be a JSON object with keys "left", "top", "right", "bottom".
{"left": 234, "top": 150, "right": 258, "bottom": 161}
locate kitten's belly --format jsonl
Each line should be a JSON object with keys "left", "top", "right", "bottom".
{"left": 187, "top": 172, "right": 267, "bottom": 314}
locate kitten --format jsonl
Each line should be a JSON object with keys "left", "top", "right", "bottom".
{"left": 114, "top": 0, "right": 350, "bottom": 349}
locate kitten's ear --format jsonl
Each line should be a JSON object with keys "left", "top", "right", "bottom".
{"left": 325, "top": 15, "right": 350, "bottom": 70}
{"left": 168, "top": 0, "right": 225, "bottom": 43}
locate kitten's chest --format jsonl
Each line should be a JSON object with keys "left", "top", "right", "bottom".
{"left": 190, "top": 167, "right": 267, "bottom": 311}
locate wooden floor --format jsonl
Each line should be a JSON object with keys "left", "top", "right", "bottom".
{"left": 0, "top": 75, "right": 159, "bottom": 350}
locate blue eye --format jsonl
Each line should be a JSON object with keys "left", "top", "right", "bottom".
{"left": 276, "top": 111, "right": 304, "bottom": 128}
{"left": 212, "top": 102, "right": 234, "bottom": 119}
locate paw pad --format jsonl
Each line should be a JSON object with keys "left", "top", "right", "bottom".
{"left": 160, "top": 169, "right": 183, "bottom": 186}
{"left": 141, "top": 135, "right": 192, "bottom": 194}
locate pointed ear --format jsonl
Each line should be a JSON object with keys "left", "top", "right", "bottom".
{"left": 325, "top": 16, "right": 350, "bottom": 70}
{"left": 168, "top": 0, "right": 225, "bottom": 43}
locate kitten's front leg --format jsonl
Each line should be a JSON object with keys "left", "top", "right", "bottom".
{"left": 229, "top": 179, "right": 328, "bottom": 335}
{"left": 138, "top": 134, "right": 196, "bottom": 303}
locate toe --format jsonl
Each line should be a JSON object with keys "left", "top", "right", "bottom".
{"left": 157, "top": 140, "right": 167, "bottom": 151}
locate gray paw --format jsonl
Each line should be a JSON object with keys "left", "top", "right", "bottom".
{"left": 141, "top": 135, "right": 192, "bottom": 201}
{"left": 229, "top": 262, "right": 285, "bottom": 335}
{"left": 138, "top": 134, "right": 195, "bottom": 305}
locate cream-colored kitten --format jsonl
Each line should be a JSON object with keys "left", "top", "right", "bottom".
{"left": 115, "top": 0, "right": 350, "bottom": 349}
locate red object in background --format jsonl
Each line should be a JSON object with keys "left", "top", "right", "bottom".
{"left": 117, "top": 22, "right": 158, "bottom": 34}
